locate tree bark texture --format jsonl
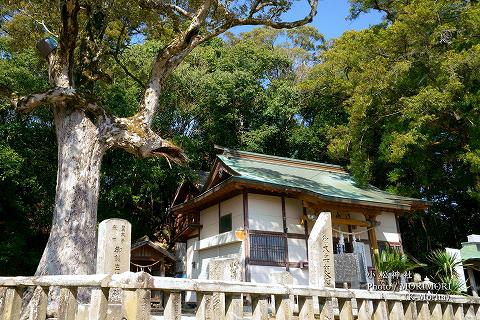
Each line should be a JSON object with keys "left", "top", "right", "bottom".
{"left": 35, "top": 105, "right": 104, "bottom": 276}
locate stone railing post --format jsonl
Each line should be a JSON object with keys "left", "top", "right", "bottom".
{"left": 357, "top": 299, "right": 372, "bottom": 320}
{"left": 338, "top": 297, "right": 354, "bottom": 320}
{"left": 1, "top": 287, "right": 24, "bottom": 320}
{"left": 88, "top": 287, "right": 109, "bottom": 320}
{"left": 274, "top": 293, "right": 293, "bottom": 320}
{"left": 319, "top": 297, "right": 333, "bottom": 320}
{"left": 225, "top": 293, "right": 242, "bottom": 320}
{"left": 251, "top": 294, "right": 269, "bottom": 320}
{"left": 195, "top": 292, "right": 213, "bottom": 320}
{"left": 403, "top": 301, "right": 416, "bottom": 320}
{"left": 388, "top": 301, "right": 404, "bottom": 320}
{"left": 372, "top": 300, "right": 388, "bottom": 320}
{"left": 110, "top": 272, "right": 152, "bottom": 320}
{"left": 164, "top": 291, "right": 181, "bottom": 320}
{"left": 29, "top": 286, "right": 49, "bottom": 320}
{"left": 298, "top": 295, "right": 314, "bottom": 320}
{"left": 453, "top": 304, "right": 465, "bottom": 320}
{"left": 416, "top": 301, "right": 430, "bottom": 320}
{"left": 58, "top": 287, "right": 78, "bottom": 320}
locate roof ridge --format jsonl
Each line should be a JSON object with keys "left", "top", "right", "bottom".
{"left": 218, "top": 147, "right": 346, "bottom": 173}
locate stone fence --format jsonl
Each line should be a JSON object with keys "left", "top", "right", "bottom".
{"left": 0, "top": 272, "right": 479, "bottom": 320}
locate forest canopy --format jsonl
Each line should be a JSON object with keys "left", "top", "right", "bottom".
{"left": 1, "top": 0, "right": 479, "bottom": 275}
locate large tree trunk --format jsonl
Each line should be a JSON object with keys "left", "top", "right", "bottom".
{"left": 35, "top": 105, "right": 104, "bottom": 276}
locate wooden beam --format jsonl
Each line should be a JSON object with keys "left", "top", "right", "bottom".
{"left": 243, "top": 190, "right": 251, "bottom": 282}
{"left": 332, "top": 218, "right": 370, "bottom": 228}
{"left": 281, "top": 196, "right": 289, "bottom": 271}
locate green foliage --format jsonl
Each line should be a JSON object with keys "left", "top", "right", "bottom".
{"left": 373, "top": 246, "right": 422, "bottom": 274}
{"left": 303, "top": 0, "right": 480, "bottom": 257}
{"left": 426, "top": 249, "right": 467, "bottom": 294}
{"left": 427, "top": 249, "right": 463, "bottom": 280}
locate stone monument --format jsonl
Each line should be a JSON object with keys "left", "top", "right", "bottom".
{"left": 89, "top": 218, "right": 132, "bottom": 320}
{"left": 308, "top": 212, "right": 335, "bottom": 288}
{"left": 96, "top": 218, "right": 132, "bottom": 274}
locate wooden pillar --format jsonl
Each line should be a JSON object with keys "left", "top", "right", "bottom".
{"left": 365, "top": 215, "right": 379, "bottom": 256}
{"left": 243, "top": 190, "right": 250, "bottom": 282}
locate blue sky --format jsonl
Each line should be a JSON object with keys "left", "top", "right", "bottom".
{"left": 232, "top": 0, "right": 384, "bottom": 40}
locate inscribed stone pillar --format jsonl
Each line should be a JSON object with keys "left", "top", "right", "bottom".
{"left": 96, "top": 218, "right": 132, "bottom": 274}
{"left": 308, "top": 212, "right": 335, "bottom": 288}
{"left": 90, "top": 218, "right": 131, "bottom": 319}
{"left": 208, "top": 258, "right": 242, "bottom": 318}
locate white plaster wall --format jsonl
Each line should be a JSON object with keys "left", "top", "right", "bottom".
{"left": 285, "top": 198, "right": 304, "bottom": 234}
{"left": 220, "top": 194, "right": 243, "bottom": 231}
{"left": 376, "top": 212, "right": 401, "bottom": 243}
{"left": 249, "top": 265, "right": 286, "bottom": 283}
{"left": 287, "top": 238, "right": 307, "bottom": 262}
{"left": 200, "top": 204, "right": 219, "bottom": 240}
{"left": 248, "top": 194, "right": 283, "bottom": 232}
{"left": 249, "top": 265, "right": 309, "bottom": 285}
{"left": 186, "top": 237, "right": 199, "bottom": 303}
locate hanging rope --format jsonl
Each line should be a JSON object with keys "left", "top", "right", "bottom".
{"left": 332, "top": 226, "right": 376, "bottom": 236}
{"left": 130, "top": 260, "right": 161, "bottom": 273}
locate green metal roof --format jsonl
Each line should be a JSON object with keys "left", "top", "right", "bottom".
{"left": 461, "top": 242, "right": 480, "bottom": 261}
{"left": 216, "top": 150, "right": 426, "bottom": 210}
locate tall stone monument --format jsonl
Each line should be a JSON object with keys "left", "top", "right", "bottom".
{"left": 308, "top": 212, "right": 335, "bottom": 288}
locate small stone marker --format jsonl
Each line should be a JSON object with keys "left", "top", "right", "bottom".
{"left": 96, "top": 218, "right": 132, "bottom": 274}
{"left": 90, "top": 218, "right": 132, "bottom": 319}
{"left": 308, "top": 212, "right": 335, "bottom": 288}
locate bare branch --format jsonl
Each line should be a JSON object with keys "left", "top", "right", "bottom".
{"left": 199, "top": 0, "right": 318, "bottom": 44}
{"left": 166, "top": 4, "right": 195, "bottom": 19}
{"left": 14, "top": 87, "right": 104, "bottom": 115}
{"left": 139, "top": 0, "right": 195, "bottom": 19}
{"left": 19, "top": 9, "right": 58, "bottom": 37}
{"left": 137, "top": 0, "right": 213, "bottom": 126}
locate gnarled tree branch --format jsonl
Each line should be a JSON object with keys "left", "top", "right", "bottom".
{"left": 14, "top": 87, "right": 105, "bottom": 116}
{"left": 101, "top": 115, "right": 187, "bottom": 163}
